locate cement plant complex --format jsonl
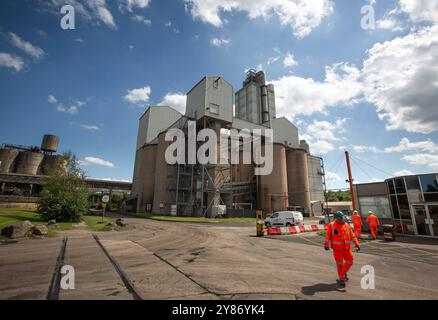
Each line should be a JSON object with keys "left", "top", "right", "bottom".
{"left": 130, "top": 70, "right": 325, "bottom": 217}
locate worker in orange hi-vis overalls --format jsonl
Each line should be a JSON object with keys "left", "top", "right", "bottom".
{"left": 351, "top": 210, "right": 363, "bottom": 239}
{"left": 325, "top": 212, "right": 360, "bottom": 288}
{"left": 366, "top": 211, "right": 380, "bottom": 239}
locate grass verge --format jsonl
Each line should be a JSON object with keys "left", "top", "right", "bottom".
{"left": 123, "top": 211, "right": 256, "bottom": 223}
{"left": 0, "top": 208, "right": 121, "bottom": 235}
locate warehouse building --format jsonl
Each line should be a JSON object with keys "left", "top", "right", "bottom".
{"left": 131, "top": 70, "right": 326, "bottom": 217}
{"left": 354, "top": 173, "right": 438, "bottom": 238}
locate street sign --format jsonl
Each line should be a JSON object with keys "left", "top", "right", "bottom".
{"left": 102, "top": 195, "right": 110, "bottom": 203}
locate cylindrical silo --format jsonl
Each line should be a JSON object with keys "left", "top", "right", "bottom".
{"left": 286, "top": 148, "right": 311, "bottom": 215}
{"left": 259, "top": 144, "right": 288, "bottom": 212}
{"left": 153, "top": 133, "right": 173, "bottom": 214}
{"left": 40, "top": 155, "right": 66, "bottom": 175}
{"left": 135, "top": 144, "right": 157, "bottom": 212}
{"left": 41, "top": 135, "right": 60, "bottom": 153}
{"left": 0, "top": 148, "right": 19, "bottom": 173}
{"left": 15, "top": 151, "right": 44, "bottom": 175}
{"left": 233, "top": 151, "right": 254, "bottom": 182}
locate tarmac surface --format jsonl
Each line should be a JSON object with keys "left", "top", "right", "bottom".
{"left": 1, "top": 214, "right": 438, "bottom": 300}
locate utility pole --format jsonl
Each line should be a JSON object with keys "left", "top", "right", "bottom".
{"left": 345, "top": 151, "right": 357, "bottom": 211}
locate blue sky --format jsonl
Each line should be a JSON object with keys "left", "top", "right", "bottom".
{"left": 0, "top": 0, "right": 437, "bottom": 189}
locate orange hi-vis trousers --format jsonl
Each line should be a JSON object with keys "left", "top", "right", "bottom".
{"left": 370, "top": 226, "right": 378, "bottom": 239}
{"left": 353, "top": 224, "right": 362, "bottom": 238}
{"left": 333, "top": 250, "right": 354, "bottom": 281}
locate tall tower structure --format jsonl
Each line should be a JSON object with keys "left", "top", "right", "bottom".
{"left": 235, "top": 70, "right": 276, "bottom": 125}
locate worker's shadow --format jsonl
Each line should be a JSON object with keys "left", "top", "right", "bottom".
{"left": 301, "top": 282, "right": 346, "bottom": 296}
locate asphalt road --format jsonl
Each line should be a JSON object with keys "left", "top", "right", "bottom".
{"left": 1, "top": 215, "right": 438, "bottom": 300}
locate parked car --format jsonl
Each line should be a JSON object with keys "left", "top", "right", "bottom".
{"left": 265, "top": 211, "right": 304, "bottom": 227}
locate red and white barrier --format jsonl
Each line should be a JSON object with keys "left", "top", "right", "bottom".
{"left": 266, "top": 224, "right": 325, "bottom": 236}
{"left": 266, "top": 223, "right": 355, "bottom": 236}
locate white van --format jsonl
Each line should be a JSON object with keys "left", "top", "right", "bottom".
{"left": 265, "top": 211, "right": 304, "bottom": 227}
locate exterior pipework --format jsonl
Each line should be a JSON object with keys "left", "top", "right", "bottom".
{"left": 260, "top": 143, "right": 288, "bottom": 212}
{"left": 286, "top": 148, "right": 311, "bottom": 215}
{"left": 41, "top": 135, "right": 60, "bottom": 153}
{"left": 261, "top": 85, "right": 269, "bottom": 123}
{"left": 0, "top": 148, "right": 19, "bottom": 173}
{"left": 15, "top": 151, "right": 44, "bottom": 175}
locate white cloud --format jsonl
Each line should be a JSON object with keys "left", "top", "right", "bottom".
{"left": 48, "top": 95, "right": 86, "bottom": 114}
{"left": 9, "top": 33, "right": 44, "bottom": 60}
{"left": 311, "top": 140, "right": 335, "bottom": 155}
{"left": 306, "top": 119, "right": 347, "bottom": 142}
{"left": 376, "top": 17, "right": 404, "bottom": 32}
{"left": 184, "top": 0, "right": 334, "bottom": 38}
{"left": 132, "top": 15, "right": 152, "bottom": 26}
{"left": 210, "top": 37, "right": 230, "bottom": 47}
{"left": 301, "top": 118, "right": 347, "bottom": 155}
{"left": 394, "top": 169, "right": 415, "bottom": 176}
{"left": 0, "top": 52, "right": 25, "bottom": 72}
{"left": 283, "top": 52, "right": 298, "bottom": 67}
{"left": 48, "top": 95, "right": 57, "bottom": 104}
{"left": 80, "top": 124, "right": 100, "bottom": 130}
{"left": 159, "top": 92, "right": 186, "bottom": 114}
{"left": 42, "top": 0, "right": 116, "bottom": 28}
{"left": 120, "top": 0, "right": 150, "bottom": 12}
{"left": 272, "top": 63, "right": 362, "bottom": 121}
{"left": 384, "top": 138, "right": 438, "bottom": 153}
{"left": 79, "top": 157, "right": 115, "bottom": 168}
{"left": 352, "top": 145, "right": 381, "bottom": 154}
{"left": 124, "top": 86, "right": 151, "bottom": 105}
{"left": 325, "top": 171, "right": 341, "bottom": 182}
{"left": 399, "top": 0, "right": 438, "bottom": 23}
{"left": 362, "top": 25, "right": 438, "bottom": 134}
{"left": 402, "top": 154, "right": 438, "bottom": 170}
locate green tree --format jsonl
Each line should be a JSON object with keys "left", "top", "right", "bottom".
{"left": 37, "top": 151, "right": 89, "bottom": 222}
{"left": 325, "top": 190, "right": 352, "bottom": 202}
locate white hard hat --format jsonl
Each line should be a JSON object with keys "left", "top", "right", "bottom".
{"left": 368, "top": 211, "right": 373, "bottom": 214}
{"left": 353, "top": 210, "right": 358, "bottom": 214}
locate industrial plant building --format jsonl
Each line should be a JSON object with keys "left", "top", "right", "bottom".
{"left": 0, "top": 135, "right": 131, "bottom": 208}
{"left": 354, "top": 173, "right": 438, "bottom": 238}
{"left": 131, "top": 71, "right": 326, "bottom": 217}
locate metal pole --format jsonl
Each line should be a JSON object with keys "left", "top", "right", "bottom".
{"left": 345, "top": 151, "right": 357, "bottom": 211}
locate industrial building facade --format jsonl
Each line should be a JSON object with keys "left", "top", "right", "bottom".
{"left": 131, "top": 71, "right": 326, "bottom": 217}
{"left": 354, "top": 173, "right": 438, "bottom": 238}
{"left": 0, "top": 135, "right": 131, "bottom": 208}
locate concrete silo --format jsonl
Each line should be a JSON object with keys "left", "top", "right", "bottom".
{"left": 152, "top": 132, "right": 173, "bottom": 214}
{"left": 133, "top": 144, "right": 157, "bottom": 212}
{"left": 259, "top": 143, "right": 288, "bottom": 212}
{"left": 0, "top": 148, "right": 19, "bottom": 173}
{"left": 14, "top": 151, "right": 44, "bottom": 175}
{"left": 286, "top": 148, "right": 311, "bottom": 215}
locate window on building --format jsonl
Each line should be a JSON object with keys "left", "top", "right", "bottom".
{"left": 359, "top": 196, "right": 392, "bottom": 219}
{"left": 420, "top": 175, "right": 438, "bottom": 192}
{"left": 388, "top": 180, "right": 395, "bottom": 194}
{"left": 424, "top": 193, "right": 438, "bottom": 202}
{"left": 394, "top": 178, "right": 406, "bottom": 194}
{"left": 406, "top": 176, "right": 424, "bottom": 203}
{"left": 209, "top": 103, "right": 219, "bottom": 115}
{"left": 397, "top": 195, "right": 411, "bottom": 220}
{"left": 390, "top": 195, "right": 400, "bottom": 219}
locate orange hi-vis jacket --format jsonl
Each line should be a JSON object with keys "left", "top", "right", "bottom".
{"left": 351, "top": 214, "right": 363, "bottom": 227}
{"left": 325, "top": 221, "right": 359, "bottom": 251}
{"left": 366, "top": 214, "right": 380, "bottom": 227}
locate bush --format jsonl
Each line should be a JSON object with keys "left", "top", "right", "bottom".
{"left": 37, "top": 151, "right": 89, "bottom": 222}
